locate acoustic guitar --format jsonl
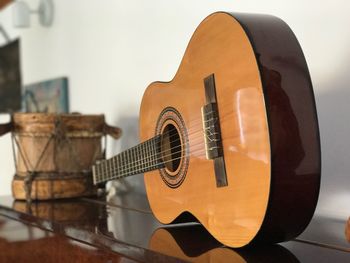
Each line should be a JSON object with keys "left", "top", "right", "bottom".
{"left": 93, "top": 12, "right": 321, "bottom": 248}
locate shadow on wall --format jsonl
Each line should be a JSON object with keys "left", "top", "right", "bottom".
{"left": 314, "top": 53, "right": 350, "bottom": 217}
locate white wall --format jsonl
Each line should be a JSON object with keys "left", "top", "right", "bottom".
{"left": 0, "top": 0, "right": 349, "bottom": 218}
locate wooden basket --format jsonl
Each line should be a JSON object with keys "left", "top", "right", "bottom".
{"left": 0, "top": 113, "right": 121, "bottom": 201}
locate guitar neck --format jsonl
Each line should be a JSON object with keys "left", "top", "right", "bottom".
{"left": 92, "top": 135, "right": 164, "bottom": 185}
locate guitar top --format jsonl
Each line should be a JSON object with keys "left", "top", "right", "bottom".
{"left": 93, "top": 12, "right": 321, "bottom": 248}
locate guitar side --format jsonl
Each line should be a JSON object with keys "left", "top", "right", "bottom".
{"left": 139, "top": 12, "right": 320, "bottom": 248}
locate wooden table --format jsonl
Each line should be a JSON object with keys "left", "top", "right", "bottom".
{"left": 0, "top": 189, "right": 349, "bottom": 262}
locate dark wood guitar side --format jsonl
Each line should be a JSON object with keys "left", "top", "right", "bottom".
{"left": 232, "top": 13, "right": 321, "bottom": 243}
{"left": 93, "top": 12, "right": 321, "bottom": 247}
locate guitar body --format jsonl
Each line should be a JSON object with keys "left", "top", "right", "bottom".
{"left": 140, "top": 12, "right": 320, "bottom": 248}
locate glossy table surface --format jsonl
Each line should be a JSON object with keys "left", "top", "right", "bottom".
{"left": 0, "top": 188, "right": 349, "bottom": 262}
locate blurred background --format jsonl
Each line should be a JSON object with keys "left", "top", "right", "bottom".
{"left": 0, "top": 0, "right": 349, "bottom": 220}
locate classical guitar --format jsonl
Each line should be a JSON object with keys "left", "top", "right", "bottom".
{"left": 92, "top": 12, "right": 321, "bottom": 248}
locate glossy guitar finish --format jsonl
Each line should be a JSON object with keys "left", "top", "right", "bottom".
{"left": 139, "top": 12, "right": 320, "bottom": 247}
{"left": 149, "top": 226, "right": 300, "bottom": 262}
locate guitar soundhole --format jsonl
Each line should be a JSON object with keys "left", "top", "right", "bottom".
{"left": 156, "top": 107, "right": 189, "bottom": 188}
{"left": 161, "top": 123, "right": 182, "bottom": 173}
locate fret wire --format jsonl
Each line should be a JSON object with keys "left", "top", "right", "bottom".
{"left": 99, "top": 163, "right": 102, "bottom": 183}
{"left": 115, "top": 154, "right": 119, "bottom": 179}
{"left": 127, "top": 148, "right": 131, "bottom": 176}
{"left": 97, "top": 163, "right": 100, "bottom": 183}
{"left": 154, "top": 137, "right": 158, "bottom": 167}
{"left": 111, "top": 156, "right": 116, "bottom": 180}
{"left": 150, "top": 139, "right": 154, "bottom": 168}
{"left": 134, "top": 146, "right": 138, "bottom": 173}
{"left": 137, "top": 144, "right": 142, "bottom": 173}
{"left": 127, "top": 149, "right": 130, "bottom": 175}
{"left": 149, "top": 141, "right": 153, "bottom": 171}
{"left": 113, "top": 156, "right": 117, "bottom": 178}
{"left": 124, "top": 150, "right": 128, "bottom": 178}
{"left": 108, "top": 158, "right": 114, "bottom": 178}
{"left": 152, "top": 139, "right": 156, "bottom": 167}
{"left": 141, "top": 141, "right": 145, "bottom": 172}
{"left": 125, "top": 150, "right": 129, "bottom": 177}
{"left": 104, "top": 161, "right": 108, "bottom": 180}
{"left": 136, "top": 146, "right": 140, "bottom": 173}
{"left": 117, "top": 154, "right": 121, "bottom": 178}
{"left": 143, "top": 141, "right": 147, "bottom": 173}
{"left": 156, "top": 139, "right": 159, "bottom": 166}
{"left": 122, "top": 153, "right": 125, "bottom": 177}
{"left": 119, "top": 152, "right": 124, "bottom": 178}
{"left": 158, "top": 136, "right": 162, "bottom": 165}
{"left": 143, "top": 142, "right": 146, "bottom": 172}
{"left": 125, "top": 150, "right": 129, "bottom": 176}
{"left": 149, "top": 140, "right": 153, "bottom": 168}
{"left": 99, "top": 162, "right": 102, "bottom": 182}
{"left": 113, "top": 155, "right": 116, "bottom": 179}
{"left": 141, "top": 142, "right": 145, "bottom": 173}
{"left": 100, "top": 161, "right": 104, "bottom": 183}
{"left": 135, "top": 146, "right": 139, "bottom": 173}
{"left": 130, "top": 148, "right": 135, "bottom": 173}
{"left": 131, "top": 147, "right": 135, "bottom": 175}
{"left": 96, "top": 163, "right": 100, "bottom": 183}
{"left": 105, "top": 160, "right": 108, "bottom": 180}
{"left": 110, "top": 157, "right": 113, "bottom": 179}
{"left": 121, "top": 152, "right": 124, "bottom": 177}
{"left": 133, "top": 146, "right": 137, "bottom": 174}
{"left": 100, "top": 162, "right": 103, "bottom": 182}
{"left": 110, "top": 156, "right": 114, "bottom": 180}
{"left": 135, "top": 145, "right": 139, "bottom": 174}
{"left": 108, "top": 158, "right": 111, "bottom": 178}
{"left": 113, "top": 156, "right": 116, "bottom": 178}
{"left": 149, "top": 140, "right": 152, "bottom": 168}
{"left": 155, "top": 137, "right": 159, "bottom": 166}
{"left": 155, "top": 139, "right": 158, "bottom": 166}
{"left": 138, "top": 144, "right": 143, "bottom": 173}
{"left": 147, "top": 139, "right": 151, "bottom": 171}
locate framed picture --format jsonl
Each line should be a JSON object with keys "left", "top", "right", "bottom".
{"left": 23, "top": 77, "right": 69, "bottom": 113}
{"left": 0, "top": 39, "right": 21, "bottom": 113}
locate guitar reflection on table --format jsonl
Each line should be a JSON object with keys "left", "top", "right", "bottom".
{"left": 11, "top": 198, "right": 301, "bottom": 262}
{"left": 149, "top": 224, "right": 300, "bottom": 263}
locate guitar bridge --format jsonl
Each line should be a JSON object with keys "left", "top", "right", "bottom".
{"left": 202, "top": 74, "right": 228, "bottom": 187}
{"left": 202, "top": 103, "right": 223, "bottom": 159}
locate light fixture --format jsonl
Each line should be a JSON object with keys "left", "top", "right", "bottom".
{"left": 13, "top": 0, "right": 54, "bottom": 28}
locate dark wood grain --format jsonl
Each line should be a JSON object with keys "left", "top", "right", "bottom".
{"left": 232, "top": 13, "right": 321, "bottom": 243}
{"left": 0, "top": 195, "right": 349, "bottom": 262}
{"left": 0, "top": 215, "right": 134, "bottom": 263}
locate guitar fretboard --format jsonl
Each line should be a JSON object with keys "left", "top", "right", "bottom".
{"left": 92, "top": 135, "right": 164, "bottom": 184}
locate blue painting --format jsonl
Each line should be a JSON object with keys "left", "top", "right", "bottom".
{"left": 23, "top": 77, "right": 69, "bottom": 113}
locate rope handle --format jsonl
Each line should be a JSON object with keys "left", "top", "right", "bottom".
{"left": 104, "top": 123, "right": 122, "bottom": 139}
{"left": 0, "top": 122, "right": 12, "bottom": 137}
{"left": 0, "top": 119, "right": 122, "bottom": 139}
